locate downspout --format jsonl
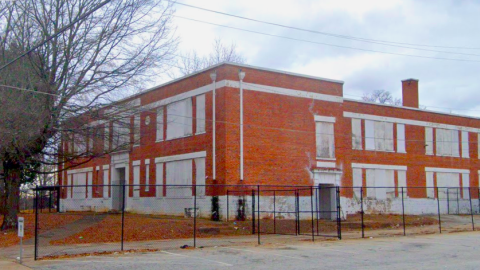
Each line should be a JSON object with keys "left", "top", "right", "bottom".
{"left": 238, "top": 70, "right": 246, "bottom": 181}
{"left": 210, "top": 72, "right": 217, "bottom": 181}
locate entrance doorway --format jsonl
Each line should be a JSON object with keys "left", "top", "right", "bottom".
{"left": 317, "top": 184, "right": 337, "bottom": 220}
{"left": 112, "top": 167, "right": 126, "bottom": 211}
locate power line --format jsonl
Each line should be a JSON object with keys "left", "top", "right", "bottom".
{"left": 171, "top": 0, "right": 480, "bottom": 51}
{"left": 174, "top": 16, "right": 480, "bottom": 63}
{"left": 0, "top": 0, "right": 112, "bottom": 72}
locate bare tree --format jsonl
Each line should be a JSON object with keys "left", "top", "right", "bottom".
{"left": 176, "top": 38, "right": 246, "bottom": 76}
{"left": 0, "top": 0, "right": 178, "bottom": 230}
{"left": 362, "top": 90, "right": 402, "bottom": 106}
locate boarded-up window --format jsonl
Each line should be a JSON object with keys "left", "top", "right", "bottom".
{"left": 133, "top": 164, "right": 140, "bottom": 198}
{"left": 112, "top": 118, "right": 130, "bottom": 150}
{"left": 145, "top": 163, "right": 150, "bottom": 192}
{"left": 452, "top": 131, "right": 460, "bottom": 157}
{"left": 396, "top": 124, "right": 406, "bottom": 153}
{"left": 166, "top": 159, "right": 192, "bottom": 197}
{"left": 195, "top": 158, "right": 206, "bottom": 197}
{"left": 365, "top": 120, "right": 375, "bottom": 150}
{"left": 315, "top": 122, "right": 335, "bottom": 158}
{"left": 374, "top": 121, "right": 386, "bottom": 151}
{"left": 156, "top": 107, "right": 164, "bottom": 141}
{"left": 155, "top": 163, "right": 164, "bottom": 197}
{"left": 436, "top": 129, "right": 460, "bottom": 157}
{"left": 103, "top": 168, "right": 109, "bottom": 199}
{"left": 365, "top": 168, "right": 396, "bottom": 199}
{"left": 425, "top": 127, "right": 433, "bottom": 155}
{"left": 353, "top": 168, "right": 362, "bottom": 199}
{"left": 397, "top": 170, "right": 407, "bottom": 198}
{"left": 196, "top": 94, "right": 206, "bottom": 134}
{"left": 72, "top": 173, "right": 86, "bottom": 199}
{"left": 462, "top": 173, "right": 470, "bottom": 199}
{"left": 426, "top": 172, "right": 434, "bottom": 198}
{"left": 351, "top": 119, "right": 362, "bottom": 150}
{"left": 133, "top": 114, "right": 140, "bottom": 146}
{"left": 461, "top": 131, "right": 469, "bottom": 158}
{"left": 167, "top": 99, "right": 192, "bottom": 139}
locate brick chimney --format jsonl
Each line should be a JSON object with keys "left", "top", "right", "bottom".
{"left": 402, "top": 79, "right": 419, "bottom": 108}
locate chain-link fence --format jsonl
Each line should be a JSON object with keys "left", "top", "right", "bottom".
{"left": 33, "top": 184, "right": 480, "bottom": 260}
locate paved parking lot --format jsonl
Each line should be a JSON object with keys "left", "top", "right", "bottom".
{"left": 26, "top": 231, "right": 480, "bottom": 270}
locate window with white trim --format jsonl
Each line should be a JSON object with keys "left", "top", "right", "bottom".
{"left": 425, "top": 127, "right": 433, "bottom": 155}
{"left": 354, "top": 166, "right": 407, "bottom": 199}
{"left": 351, "top": 119, "right": 362, "bottom": 150}
{"left": 196, "top": 94, "right": 206, "bottom": 134}
{"left": 461, "top": 131, "right": 469, "bottom": 158}
{"left": 195, "top": 158, "right": 206, "bottom": 197}
{"left": 133, "top": 163, "right": 140, "bottom": 198}
{"left": 435, "top": 129, "right": 460, "bottom": 157}
{"left": 426, "top": 171, "right": 469, "bottom": 199}
{"left": 165, "top": 159, "right": 192, "bottom": 197}
{"left": 315, "top": 120, "right": 335, "bottom": 159}
{"left": 156, "top": 107, "right": 164, "bottom": 141}
{"left": 112, "top": 118, "right": 130, "bottom": 150}
{"left": 145, "top": 162, "right": 150, "bottom": 192}
{"left": 104, "top": 123, "right": 110, "bottom": 151}
{"left": 166, "top": 98, "right": 192, "bottom": 140}
{"left": 363, "top": 120, "right": 402, "bottom": 152}
{"left": 133, "top": 114, "right": 140, "bottom": 146}
{"left": 155, "top": 163, "right": 164, "bottom": 197}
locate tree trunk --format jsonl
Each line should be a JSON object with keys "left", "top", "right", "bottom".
{"left": 1, "top": 161, "right": 21, "bottom": 231}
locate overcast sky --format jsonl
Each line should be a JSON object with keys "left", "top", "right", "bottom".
{"left": 169, "top": 0, "right": 480, "bottom": 117}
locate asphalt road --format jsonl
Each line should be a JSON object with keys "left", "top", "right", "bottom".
{"left": 31, "top": 232, "right": 480, "bottom": 270}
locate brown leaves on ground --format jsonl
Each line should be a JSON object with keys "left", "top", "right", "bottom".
{"left": 38, "top": 248, "right": 160, "bottom": 260}
{"left": 0, "top": 212, "right": 83, "bottom": 248}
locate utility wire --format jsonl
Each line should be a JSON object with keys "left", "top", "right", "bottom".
{"left": 171, "top": 0, "right": 480, "bottom": 51}
{"left": 0, "top": 0, "right": 112, "bottom": 72}
{"left": 174, "top": 16, "right": 480, "bottom": 63}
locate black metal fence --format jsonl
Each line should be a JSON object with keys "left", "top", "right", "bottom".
{"left": 33, "top": 184, "right": 480, "bottom": 260}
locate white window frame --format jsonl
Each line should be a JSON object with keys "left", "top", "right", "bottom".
{"left": 145, "top": 159, "right": 150, "bottom": 192}
{"left": 133, "top": 114, "right": 140, "bottom": 146}
{"left": 156, "top": 107, "right": 164, "bottom": 142}
{"left": 396, "top": 124, "right": 406, "bottom": 153}
{"left": 156, "top": 163, "right": 164, "bottom": 198}
{"left": 196, "top": 94, "right": 206, "bottom": 134}
{"left": 166, "top": 98, "right": 193, "bottom": 140}
{"left": 425, "top": 127, "right": 433, "bottom": 155}
{"left": 461, "top": 131, "right": 469, "bottom": 158}
{"left": 315, "top": 117, "right": 335, "bottom": 159}
{"left": 133, "top": 161, "right": 140, "bottom": 198}
{"left": 351, "top": 119, "right": 362, "bottom": 150}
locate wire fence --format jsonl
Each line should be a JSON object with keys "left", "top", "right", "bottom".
{"left": 32, "top": 184, "right": 480, "bottom": 260}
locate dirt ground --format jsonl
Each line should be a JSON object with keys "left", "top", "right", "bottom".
{"left": 48, "top": 212, "right": 439, "bottom": 246}
{"left": 0, "top": 212, "right": 83, "bottom": 248}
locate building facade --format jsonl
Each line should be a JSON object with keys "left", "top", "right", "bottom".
{"left": 59, "top": 62, "right": 480, "bottom": 217}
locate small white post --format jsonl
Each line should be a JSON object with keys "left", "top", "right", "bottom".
{"left": 18, "top": 217, "right": 24, "bottom": 264}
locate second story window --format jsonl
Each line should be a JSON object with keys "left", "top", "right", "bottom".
{"left": 435, "top": 129, "right": 460, "bottom": 157}
{"left": 156, "top": 107, "right": 164, "bottom": 141}
{"left": 196, "top": 94, "right": 206, "bottom": 134}
{"left": 315, "top": 117, "right": 335, "bottom": 159}
{"left": 167, "top": 98, "right": 192, "bottom": 140}
{"left": 133, "top": 114, "right": 140, "bottom": 146}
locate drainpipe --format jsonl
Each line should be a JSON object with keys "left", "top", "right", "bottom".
{"left": 238, "top": 70, "right": 246, "bottom": 181}
{"left": 210, "top": 72, "right": 217, "bottom": 181}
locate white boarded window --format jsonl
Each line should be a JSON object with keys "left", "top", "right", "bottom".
{"left": 462, "top": 173, "right": 470, "bottom": 199}
{"left": 145, "top": 163, "right": 150, "bottom": 192}
{"left": 365, "top": 120, "right": 375, "bottom": 150}
{"left": 195, "top": 158, "right": 206, "bottom": 197}
{"left": 436, "top": 172, "right": 460, "bottom": 199}
{"left": 374, "top": 121, "right": 386, "bottom": 151}
{"left": 353, "top": 168, "right": 363, "bottom": 199}
{"left": 452, "top": 130, "right": 460, "bottom": 157}
{"left": 87, "top": 172, "right": 93, "bottom": 198}
{"left": 436, "top": 129, "right": 460, "bottom": 157}
{"left": 133, "top": 164, "right": 140, "bottom": 198}
{"left": 196, "top": 94, "right": 206, "bottom": 134}
{"left": 112, "top": 119, "right": 130, "bottom": 150}
{"left": 351, "top": 119, "right": 362, "bottom": 150}
{"left": 365, "top": 168, "right": 395, "bottom": 199}
{"left": 155, "top": 163, "right": 164, "bottom": 197}
{"left": 315, "top": 122, "right": 335, "bottom": 159}
{"left": 366, "top": 169, "right": 376, "bottom": 198}
{"left": 397, "top": 124, "right": 406, "bottom": 153}
{"left": 167, "top": 98, "right": 192, "bottom": 140}
{"left": 103, "top": 168, "right": 109, "bottom": 198}
{"left": 461, "top": 131, "right": 469, "bottom": 158}
{"left": 425, "top": 127, "right": 433, "bottom": 155}
{"left": 426, "top": 172, "right": 434, "bottom": 198}
{"left": 133, "top": 114, "right": 140, "bottom": 146}
{"left": 398, "top": 170, "right": 407, "bottom": 198}
{"left": 72, "top": 173, "right": 87, "bottom": 199}
{"left": 156, "top": 107, "right": 164, "bottom": 141}
{"left": 166, "top": 159, "right": 192, "bottom": 197}
{"left": 385, "top": 122, "right": 394, "bottom": 152}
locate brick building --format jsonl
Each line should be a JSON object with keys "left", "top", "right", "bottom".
{"left": 59, "top": 62, "right": 480, "bottom": 217}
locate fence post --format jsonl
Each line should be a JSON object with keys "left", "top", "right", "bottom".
{"left": 252, "top": 189, "right": 255, "bottom": 234}
{"left": 469, "top": 187, "right": 475, "bottom": 231}
{"left": 34, "top": 188, "right": 38, "bottom": 260}
{"left": 226, "top": 190, "right": 229, "bottom": 222}
{"left": 273, "top": 190, "right": 276, "bottom": 234}
{"left": 401, "top": 187, "right": 406, "bottom": 236}
{"left": 121, "top": 183, "right": 126, "bottom": 251}
{"left": 336, "top": 186, "right": 342, "bottom": 240}
{"left": 257, "top": 185, "right": 260, "bottom": 245}
{"left": 360, "top": 187, "right": 364, "bottom": 239}
{"left": 310, "top": 187, "right": 314, "bottom": 242}
{"left": 436, "top": 187, "right": 442, "bottom": 234}
{"left": 447, "top": 188, "right": 450, "bottom": 215}
{"left": 194, "top": 185, "right": 197, "bottom": 248}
